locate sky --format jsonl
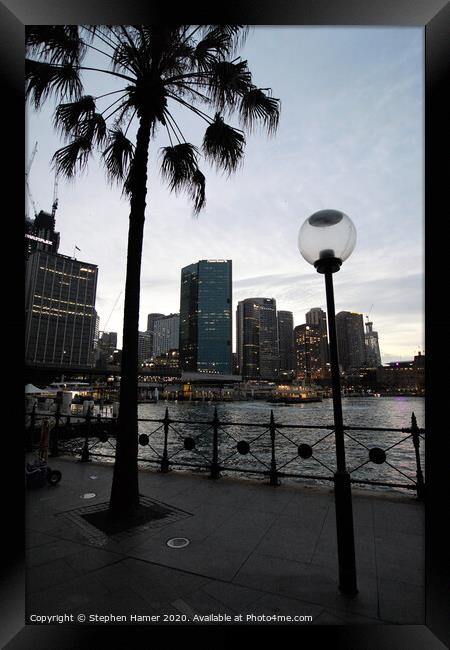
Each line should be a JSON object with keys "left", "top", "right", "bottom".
{"left": 26, "top": 26, "right": 424, "bottom": 363}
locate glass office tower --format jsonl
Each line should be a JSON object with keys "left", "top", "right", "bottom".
{"left": 236, "top": 297, "right": 279, "bottom": 380}
{"left": 277, "top": 310, "right": 295, "bottom": 374}
{"left": 336, "top": 311, "right": 366, "bottom": 372}
{"left": 179, "top": 260, "right": 232, "bottom": 374}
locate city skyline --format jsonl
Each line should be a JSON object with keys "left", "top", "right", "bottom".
{"left": 26, "top": 26, "right": 424, "bottom": 363}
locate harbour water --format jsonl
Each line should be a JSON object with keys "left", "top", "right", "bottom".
{"left": 132, "top": 397, "right": 425, "bottom": 495}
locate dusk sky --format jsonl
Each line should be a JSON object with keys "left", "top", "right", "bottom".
{"left": 26, "top": 26, "right": 424, "bottom": 363}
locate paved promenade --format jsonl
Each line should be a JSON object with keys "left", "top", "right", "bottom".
{"left": 26, "top": 456, "right": 424, "bottom": 626}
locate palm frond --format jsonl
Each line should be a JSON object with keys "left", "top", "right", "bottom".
{"left": 52, "top": 136, "right": 92, "bottom": 178}
{"left": 160, "top": 143, "right": 206, "bottom": 214}
{"left": 54, "top": 95, "right": 96, "bottom": 135}
{"left": 191, "top": 28, "right": 232, "bottom": 70}
{"left": 202, "top": 113, "right": 245, "bottom": 173}
{"left": 26, "top": 26, "right": 85, "bottom": 65}
{"left": 77, "top": 113, "right": 108, "bottom": 146}
{"left": 160, "top": 143, "right": 199, "bottom": 192}
{"left": 200, "top": 25, "right": 250, "bottom": 54}
{"left": 112, "top": 42, "right": 142, "bottom": 77}
{"left": 189, "top": 168, "right": 206, "bottom": 215}
{"left": 239, "top": 87, "right": 280, "bottom": 136}
{"left": 26, "top": 59, "right": 82, "bottom": 108}
{"left": 82, "top": 25, "right": 116, "bottom": 45}
{"left": 156, "top": 28, "right": 194, "bottom": 78}
{"left": 207, "top": 60, "right": 252, "bottom": 112}
{"left": 111, "top": 102, "right": 134, "bottom": 130}
{"left": 102, "top": 129, "right": 135, "bottom": 187}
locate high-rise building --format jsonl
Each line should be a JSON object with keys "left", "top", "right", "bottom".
{"left": 236, "top": 299, "right": 259, "bottom": 379}
{"left": 25, "top": 250, "right": 98, "bottom": 366}
{"left": 336, "top": 311, "right": 366, "bottom": 372}
{"left": 25, "top": 210, "right": 60, "bottom": 261}
{"left": 413, "top": 350, "right": 425, "bottom": 369}
{"left": 92, "top": 310, "right": 100, "bottom": 365}
{"left": 277, "top": 311, "right": 295, "bottom": 376}
{"left": 146, "top": 313, "right": 165, "bottom": 358}
{"left": 179, "top": 260, "right": 232, "bottom": 374}
{"left": 96, "top": 331, "right": 118, "bottom": 367}
{"left": 236, "top": 298, "right": 278, "bottom": 380}
{"left": 100, "top": 331, "right": 118, "bottom": 349}
{"left": 305, "top": 307, "right": 329, "bottom": 375}
{"left": 138, "top": 331, "right": 153, "bottom": 366}
{"left": 147, "top": 313, "right": 165, "bottom": 332}
{"left": 364, "top": 319, "right": 382, "bottom": 367}
{"left": 294, "top": 323, "right": 323, "bottom": 381}
{"left": 153, "top": 313, "right": 180, "bottom": 357}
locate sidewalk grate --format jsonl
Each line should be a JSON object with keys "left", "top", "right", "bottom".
{"left": 55, "top": 495, "right": 192, "bottom": 545}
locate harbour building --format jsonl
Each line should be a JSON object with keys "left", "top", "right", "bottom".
{"left": 305, "top": 307, "right": 329, "bottom": 376}
{"left": 146, "top": 312, "right": 165, "bottom": 358}
{"left": 336, "top": 311, "right": 366, "bottom": 373}
{"left": 179, "top": 260, "right": 232, "bottom": 374}
{"left": 364, "top": 319, "right": 382, "bottom": 367}
{"left": 153, "top": 313, "right": 180, "bottom": 357}
{"left": 277, "top": 310, "right": 295, "bottom": 377}
{"left": 25, "top": 210, "right": 60, "bottom": 261}
{"left": 138, "top": 331, "right": 153, "bottom": 366}
{"left": 294, "top": 323, "right": 323, "bottom": 382}
{"left": 96, "top": 331, "right": 118, "bottom": 368}
{"left": 236, "top": 299, "right": 260, "bottom": 379}
{"left": 236, "top": 298, "right": 279, "bottom": 380}
{"left": 25, "top": 250, "right": 98, "bottom": 366}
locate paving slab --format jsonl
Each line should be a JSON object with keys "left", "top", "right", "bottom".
{"left": 377, "top": 577, "right": 425, "bottom": 624}
{"left": 231, "top": 551, "right": 380, "bottom": 620}
{"left": 91, "top": 557, "right": 211, "bottom": 609}
{"left": 25, "top": 456, "right": 425, "bottom": 625}
{"left": 27, "top": 557, "right": 80, "bottom": 594}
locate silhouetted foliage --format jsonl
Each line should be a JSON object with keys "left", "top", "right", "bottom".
{"left": 26, "top": 25, "right": 280, "bottom": 516}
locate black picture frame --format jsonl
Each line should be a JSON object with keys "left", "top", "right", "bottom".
{"left": 2, "top": 1, "right": 449, "bottom": 648}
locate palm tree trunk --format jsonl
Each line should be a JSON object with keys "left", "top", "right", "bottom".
{"left": 109, "top": 114, "right": 151, "bottom": 517}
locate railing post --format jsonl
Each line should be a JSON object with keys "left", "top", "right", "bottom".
{"left": 210, "top": 407, "right": 221, "bottom": 479}
{"left": 160, "top": 407, "right": 170, "bottom": 473}
{"left": 50, "top": 401, "right": 61, "bottom": 457}
{"left": 269, "top": 410, "right": 280, "bottom": 486}
{"left": 411, "top": 411, "right": 425, "bottom": 500}
{"left": 80, "top": 405, "right": 92, "bottom": 462}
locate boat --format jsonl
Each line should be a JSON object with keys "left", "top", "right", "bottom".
{"left": 268, "top": 383, "right": 323, "bottom": 404}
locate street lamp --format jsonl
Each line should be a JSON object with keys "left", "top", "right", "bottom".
{"left": 298, "top": 209, "right": 358, "bottom": 596}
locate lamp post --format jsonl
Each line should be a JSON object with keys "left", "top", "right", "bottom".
{"left": 298, "top": 209, "right": 358, "bottom": 596}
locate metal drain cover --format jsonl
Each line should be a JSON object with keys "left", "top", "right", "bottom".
{"left": 81, "top": 493, "right": 96, "bottom": 499}
{"left": 167, "top": 537, "right": 190, "bottom": 548}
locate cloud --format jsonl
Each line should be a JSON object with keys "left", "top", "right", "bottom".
{"left": 27, "top": 28, "right": 423, "bottom": 354}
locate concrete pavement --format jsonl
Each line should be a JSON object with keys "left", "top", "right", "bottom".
{"left": 26, "top": 457, "right": 424, "bottom": 625}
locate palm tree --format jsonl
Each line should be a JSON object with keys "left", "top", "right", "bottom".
{"left": 26, "top": 25, "right": 280, "bottom": 518}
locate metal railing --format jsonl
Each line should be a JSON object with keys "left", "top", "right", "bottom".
{"left": 25, "top": 403, "right": 425, "bottom": 499}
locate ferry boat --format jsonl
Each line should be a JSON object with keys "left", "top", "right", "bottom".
{"left": 268, "top": 383, "right": 323, "bottom": 404}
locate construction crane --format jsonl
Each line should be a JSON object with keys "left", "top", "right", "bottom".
{"left": 26, "top": 142, "right": 60, "bottom": 221}
{"left": 51, "top": 173, "right": 59, "bottom": 219}
{"left": 25, "top": 141, "right": 38, "bottom": 219}
{"left": 365, "top": 304, "right": 374, "bottom": 323}
{"left": 103, "top": 291, "right": 123, "bottom": 332}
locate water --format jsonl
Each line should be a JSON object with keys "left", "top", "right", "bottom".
{"left": 130, "top": 397, "right": 425, "bottom": 495}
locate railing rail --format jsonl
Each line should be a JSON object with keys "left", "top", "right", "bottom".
{"left": 25, "top": 406, "right": 425, "bottom": 499}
